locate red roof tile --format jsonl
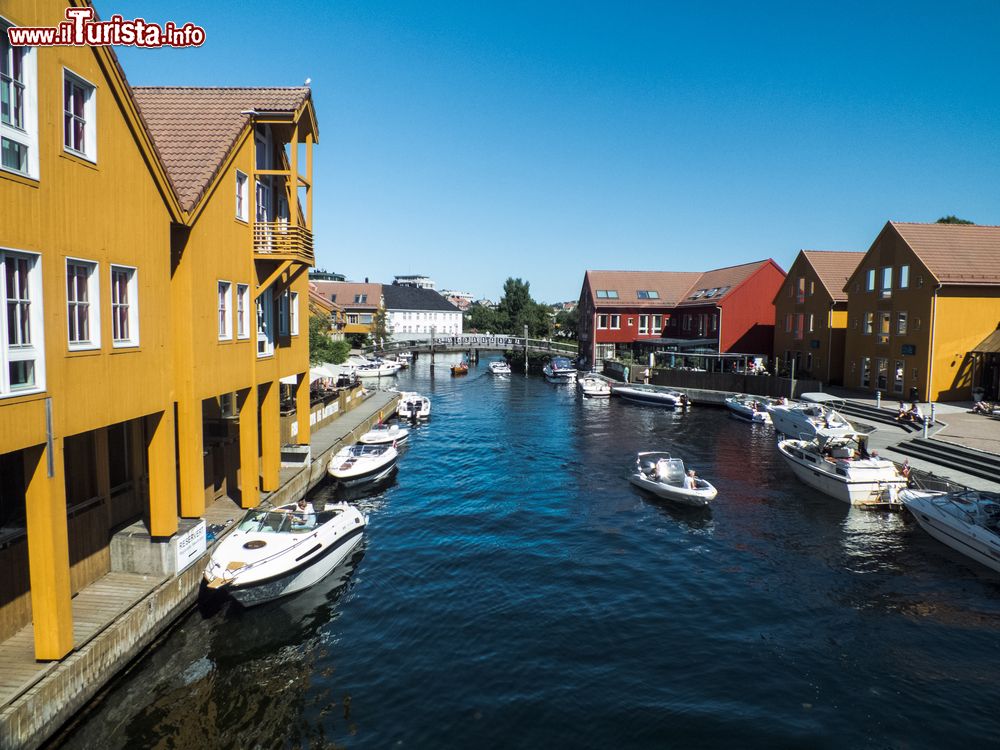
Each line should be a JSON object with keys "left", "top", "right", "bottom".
{"left": 890, "top": 222, "right": 1000, "bottom": 286}
{"left": 583, "top": 270, "right": 702, "bottom": 307}
{"left": 801, "top": 250, "right": 865, "bottom": 302}
{"left": 674, "top": 259, "right": 782, "bottom": 307}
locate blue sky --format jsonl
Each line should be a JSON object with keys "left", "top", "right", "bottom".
{"left": 113, "top": 1, "right": 1000, "bottom": 302}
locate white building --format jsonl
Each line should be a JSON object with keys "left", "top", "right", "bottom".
{"left": 383, "top": 285, "right": 462, "bottom": 341}
{"left": 393, "top": 274, "right": 435, "bottom": 290}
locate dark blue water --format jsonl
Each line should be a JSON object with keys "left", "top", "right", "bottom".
{"left": 59, "top": 355, "right": 1000, "bottom": 749}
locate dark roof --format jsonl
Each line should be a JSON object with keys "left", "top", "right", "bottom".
{"left": 972, "top": 328, "right": 1000, "bottom": 354}
{"left": 382, "top": 285, "right": 460, "bottom": 312}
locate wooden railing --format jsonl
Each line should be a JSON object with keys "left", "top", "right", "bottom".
{"left": 253, "top": 221, "right": 314, "bottom": 264}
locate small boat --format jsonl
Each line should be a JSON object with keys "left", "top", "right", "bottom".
{"left": 358, "top": 422, "right": 410, "bottom": 445}
{"left": 327, "top": 443, "right": 398, "bottom": 486}
{"left": 900, "top": 488, "right": 1000, "bottom": 573}
{"left": 451, "top": 361, "right": 469, "bottom": 376}
{"left": 543, "top": 356, "right": 577, "bottom": 382}
{"left": 776, "top": 434, "right": 907, "bottom": 504}
{"left": 628, "top": 452, "right": 717, "bottom": 507}
{"left": 767, "top": 395, "right": 854, "bottom": 439}
{"left": 577, "top": 373, "right": 611, "bottom": 397}
{"left": 725, "top": 394, "right": 772, "bottom": 424}
{"left": 397, "top": 391, "right": 431, "bottom": 421}
{"left": 355, "top": 361, "right": 399, "bottom": 378}
{"left": 488, "top": 360, "right": 512, "bottom": 375}
{"left": 397, "top": 351, "right": 413, "bottom": 361}
{"left": 613, "top": 384, "right": 690, "bottom": 409}
{"left": 203, "top": 501, "right": 367, "bottom": 606}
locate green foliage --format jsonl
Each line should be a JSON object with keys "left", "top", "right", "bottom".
{"left": 554, "top": 308, "right": 579, "bottom": 338}
{"left": 936, "top": 215, "right": 974, "bottom": 225}
{"left": 494, "top": 278, "right": 551, "bottom": 337}
{"left": 344, "top": 332, "right": 369, "bottom": 349}
{"left": 465, "top": 303, "right": 499, "bottom": 332}
{"left": 370, "top": 307, "right": 391, "bottom": 347}
{"left": 309, "top": 316, "right": 350, "bottom": 365}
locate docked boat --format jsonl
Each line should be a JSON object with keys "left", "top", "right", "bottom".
{"left": 900, "top": 488, "right": 1000, "bottom": 573}
{"left": 203, "top": 501, "right": 368, "bottom": 606}
{"left": 628, "top": 452, "right": 717, "bottom": 507}
{"left": 327, "top": 443, "right": 398, "bottom": 486}
{"left": 776, "top": 435, "right": 907, "bottom": 504}
{"left": 355, "top": 360, "right": 399, "bottom": 378}
{"left": 451, "top": 361, "right": 469, "bottom": 376}
{"left": 577, "top": 373, "right": 611, "bottom": 397}
{"left": 724, "top": 394, "right": 772, "bottom": 424}
{"left": 543, "top": 356, "right": 577, "bottom": 382}
{"left": 358, "top": 422, "right": 410, "bottom": 445}
{"left": 613, "top": 384, "right": 690, "bottom": 409}
{"left": 489, "top": 360, "right": 512, "bottom": 375}
{"left": 397, "top": 391, "right": 431, "bottom": 421}
{"left": 767, "top": 396, "right": 854, "bottom": 439}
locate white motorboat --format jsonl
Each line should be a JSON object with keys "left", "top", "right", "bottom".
{"left": 900, "top": 488, "right": 1000, "bottom": 573}
{"left": 355, "top": 361, "right": 399, "bottom": 378}
{"left": 488, "top": 360, "right": 512, "bottom": 375}
{"left": 725, "top": 394, "right": 772, "bottom": 424}
{"left": 577, "top": 374, "right": 611, "bottom": 397}
{"left": 397, "top": 351, "right": 413, "bottom": 361}
{"left": 397, "top": 391, "right": 431, "bottom": 421}
{"left": 776, "top": 435, "right": 907, "bottom": 504}
{"left": 543, "top": 356, "right": 577, "bottom": 382}
{"left": 628, "top": 452, "right": 717, "bottom": 507}
{"left": 767, "top": 397, "right": 854, "bottom": 439}
{"left": 327, "top": 443, "right": 398, "bottom": 486}
{"left": 203, "top": 501, "right": 367, "bottom": 606}
{"left": 613, "top": 384, "right": 690, "bottom": 409}
{"left": 358, "top": 422, "right": 410, "bottom": 446}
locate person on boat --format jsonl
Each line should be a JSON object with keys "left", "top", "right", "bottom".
{"left": 683, "top": 470, "right": 697, "bottom": 490}
{"left": 292, "top": 498, "right": 316, "bottom": 528}
{"left": 900, "top": 460, "right": 911, "bottom": 483}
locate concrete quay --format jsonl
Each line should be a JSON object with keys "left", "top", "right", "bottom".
{"left": 0, "top": 389, "right": 398, "bottom": 750}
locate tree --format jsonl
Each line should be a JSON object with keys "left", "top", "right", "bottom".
{"left": 309, "top": 315, "right": 350, "bottom": 365}
{"left": 936, "top": 215, "right": 974, "bottom": 225}
{"left": 554, "top": 307, "right": 579, "bottom": 338}
{"left": 370, "top": 307, "right": 391, "bottom": 348}
{"left": 344, "top": 332, "right": 369, "bottom": 349}
{"left": 465, "top": 302, "right": 499, "bottom": 333}
{"left": 493, "top": 278, "right": 551, "bottom": 336}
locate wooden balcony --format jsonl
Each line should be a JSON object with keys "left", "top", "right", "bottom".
{"left": 253, "top": 221, "right": 314, "bottom": 265}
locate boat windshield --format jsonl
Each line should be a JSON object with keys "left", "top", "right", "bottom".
{"left": 236, "top": 508, "right": 342, "bottom": 534}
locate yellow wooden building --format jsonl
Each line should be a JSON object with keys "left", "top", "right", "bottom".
{"left": 842, "top": 222, "right": 1000, "bottom": 402}
{"left": 772, "top": 250, "right": 864, "bottom": 385}
{"left": 0, "top": 0, "right": 317, "bottom": 661}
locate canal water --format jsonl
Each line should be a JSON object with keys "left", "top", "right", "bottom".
{"left": 58, "top": 355, "right": 1000, "bottom": 749}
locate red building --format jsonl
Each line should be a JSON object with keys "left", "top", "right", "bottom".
{"left": 578, "top": 260, "right": 786, "bottom": 367}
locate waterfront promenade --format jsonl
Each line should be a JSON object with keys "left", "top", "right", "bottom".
{"left": 0, "top": 389, "right": 398, "bottom": 750}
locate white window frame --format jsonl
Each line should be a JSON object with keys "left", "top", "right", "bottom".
{"left": 290, "top": 291, "right": 299, "bottom": 335}
{"left": 1, "top": 21, "right": 39, "bottom": 179}
{"left": 257, "top": 287, "right": 274, "bottom": 358}
{"left": 236, "top": 283, "right": 250, "bottom": 339}
{"left": 638, "top": 315, "right": 648, "bottom": 335}
{"left": 218, "top": 280, "right": 232, "bottom": 340}
{"left": 652, "top": 315, "right": 662, "bottom": 334}
{"left": 278, "top": 290, "right": 289, "bottom": 336}
{"left": 66, "top": 257, "right": 100, "bottom": 350}
{"left": 899, "top": 265, "right": 909, "bottom": 289}
{"left": 235, "top": 170, "right": 248, "bottom": 221}
{"left": 609, "top": 314, "right": 620, "bottom": 330}
{"left": 597, "top": 314, "right": 607, "bottom": 330}
{"left": 62, "top": 68, "right": 97, "bottom": 163}
{"left": 110, "top": 264, "right": 139, "bottom": 348}
{"left": 0, "top": 248, "right": 45, "bottom": 396}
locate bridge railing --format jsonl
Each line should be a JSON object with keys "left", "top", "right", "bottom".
{"left": 365, "top": 335, "right": 577, "bottom": 356}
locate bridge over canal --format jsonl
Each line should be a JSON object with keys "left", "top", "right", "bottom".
{"left": 367, "top": 334, "right": 578, "bottom": 357}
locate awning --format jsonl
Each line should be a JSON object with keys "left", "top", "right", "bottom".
{"left": 972, "top": 328, "right": 1000, "bottom": 354}
{"left": 279, "top": 374, "right": 299, "bottom": 385}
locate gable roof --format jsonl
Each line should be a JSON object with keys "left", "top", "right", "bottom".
{"left": 582, "top": 271, "right": 703, "bottom": 308}
{"left": 889, "top": 222, "right": 1000, "bottom": 286}
{"left": 382, "top": 285, "right": 461, "bottom": 312}
{"left": 309, "top": 281, "right": 382, "bottom": 309}
{"left": 674, "top": 259, "right": 784, "bottom": 307}
{"left": 131, "top": 86, "right": 312, "bottom": 213}
{"left": 800, "top": 250, "right": 865, "bottom": 302}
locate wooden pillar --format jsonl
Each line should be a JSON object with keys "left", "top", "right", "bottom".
{"left": 23, "top": 440, "right": 74, "bottom": 661}
{"left": 260, "top": 381, "right": 280, "bottom": 491}
{"left": 295, "top": 372, "right": 310, "bottom": 445}
{"left": 146, "top": 410, "right": 178, "bottom": 537}
{"left": 176, "top": 396, "right": 205, "bottom": 518}
{"left": 238, "top": 387, "right": 260, "bottom": 508}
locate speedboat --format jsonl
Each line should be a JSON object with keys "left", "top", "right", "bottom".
{"left": 327, "top": 443, "right": 398, "bottom": 486}
{"left": 725, "top": 394, "right": 773, "bottom": 424}
{"left": 628, "top": 452, "right": 717, "bottom": 507}
{"left": 358, "top": 422, "right": 410, "bottom": 446}
{"left": 203, "top": 501, "right": 367, "bottom": 606}
{"left": 451, "top": 362, "right": 469, "bottom": 376}
{"left": 613, "top": 384, "right": 690, "bottom": 409}
{"left": 543, "top": 356, "right": 577, "bottom": 382}
{"left": 767, "top": 396, "right": 854, "bottom": 439}
{"left": 397, "top": 391, "right": 431, "bottom": 421}
{"left": 489, "top": 360, "right": 512, "bottom": 375}
{"left": 577, "top": 373, "right": 611, "bottom": 397}
{"left": 900, "top": 488, "right": 1000, "bottom": 573}
{"left": 776, "top": 435, "right": 907, "bottom": 504}
{"left": 397, "top": 351, "right": 413, "bottom": 361}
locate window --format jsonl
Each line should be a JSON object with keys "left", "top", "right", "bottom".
{"left": 627, "top": 317, "right": 634, "bottom": 327}
{"left": 876, "top": 358, "right": 888, "bottom": 390}
{"left": 652, "top": 315, "right": 662, "bottom": 334}
{"left": 236, "top": 284, "right": 249, "bottom": 339}
{"left": 796, "top": 278, "right": 805, "bottom": 303}
{"left": 218, "top": 281, "right": 232, "bottom": 340}
{"left": 785, "top": 313, "right": 792, "bottom": 333}
{"left": 809, "top": 280, "right": 815, "bottom": 295}
{"left": 278, "top": 291, "right": 289, "bottom": 336}
{"left": 609, "top": 314, "right": 620, "bottom": 330}
{"left": 638, "top": 315, "right": 648, "bottom": 335}
{"left": 878, "top": 311, "right": 891, "bottom": 344}
{"left": 66, "top": 259, "right": 99, "bottom": 349}
{"left": 1, "top": 21, "right": 38, "bottom": 178}
{"left": 683, "top": 314, "right": 692, "bottom": 332}
{"left": 880, "top": 267, "right": 892, "bottom": 298}
{"left": 290, "top": 291, "right": 299, "bottom": 335}
{"left": 257, "top": 287, "right": 274, "bottom": 357}
{"left": 597, "top": 314, "right": 608, "bottom": 329}
{"left": 896, "top": 311, "right": 907, "bottom": 335}
{"left": 636, "top": 290, "right": 659, "bottom": 299}
{"left": 808, "top": 313, "right": 815, "bottom": 333}
{"left": 1, "top": 250, "right": 44, "bottom": 395}
{"left": 866, "top": 269, "right": 876, "bottom": 291}
{"left": 110, "top": 265, "right": 138, "bottom": 347}
{"left": 354, "top": 293, "right": 367, "bottom": 304}
{"left": 861, "top": 357, "right": 871, "bottom": 388}
{"left": 347, "top": 313, "right": 359, "bottom": 325}
{"left": 235, "top": 170, "right": 248, "bottom": 221}
{"left": 710, "top": 313, "right": 718, "bottom": 332}
{"left": 863, "top": 312, "right": 874, "bottom": 335}
{"left": 899, "top": 265, "right": 909, "bottom": 289}
{"left": 329, "top": 293, "right": 337, "bottom": 303}
{"left": 794, "top": 313, "right": 804, "bottom": 341}
{"left": 596, "top": 290, "right": 618, "bottom": 299}
{"left": 690, "top": 289, "right": 707, "bottom": 300}
{"left": 63, "top": 70, "right": 96, "bottom": 161}
{"left": 894, "top": 360, "right": 904, "bottom": 394}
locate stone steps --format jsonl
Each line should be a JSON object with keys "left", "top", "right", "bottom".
{"left": 838, "top": 400, "right": 924, "bottom": 432}
{"left": 887, "top": 437, "right": 1000, "bottom": 486}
